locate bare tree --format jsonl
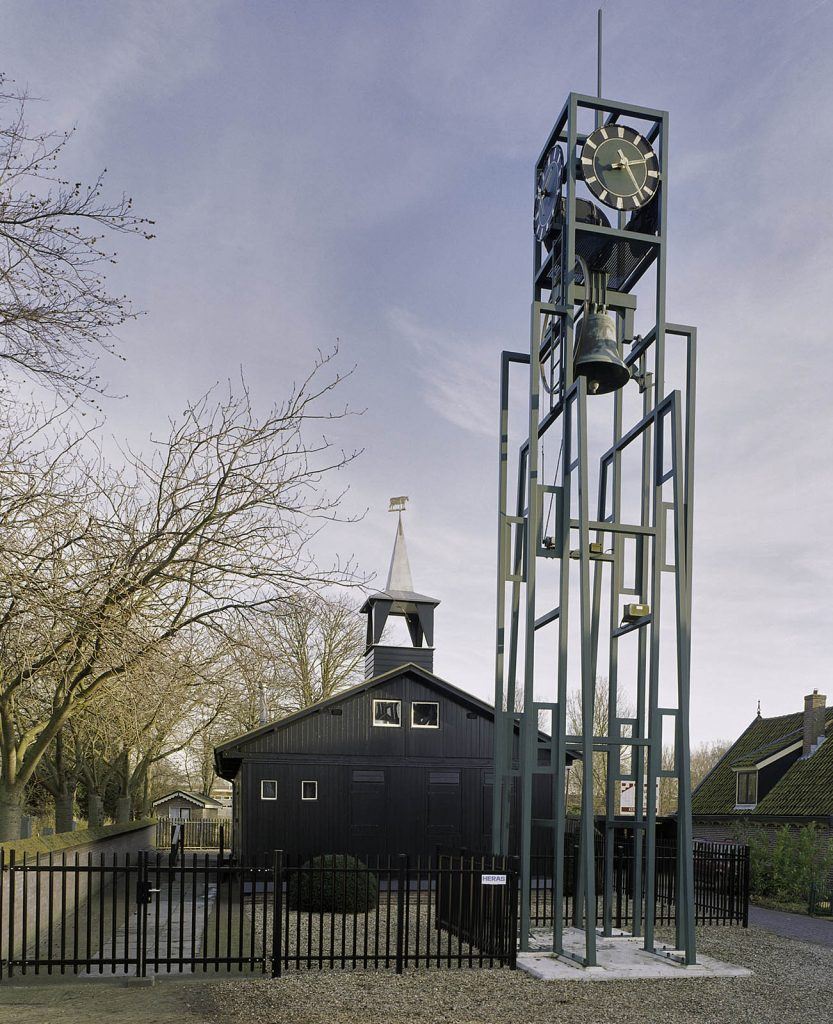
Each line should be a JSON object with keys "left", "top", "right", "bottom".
{"left": 89, "top": 640, "right": 229, "bottom": 823}
{"left": 223, "top": 592, "right": 366, "bottom": 734}
{"left": 182, "top": 725, "right": 226, "bottom": 800}
{"left": 0, "top": 75, "right": 153, "bottom": 399}
{"left": 38, "top": 726, "right": 83, "bottom": 833}
{"left": 566, "top": 677, "right": 634, "bottom": 814}
{"left": 690, "top": 739, "right": 730, "bottom": 790}
{"left": 0, "top": 354, "right": 362, "bottom": 838}
{"left": 660, "top": 738, "right": 730, "bottom": 815}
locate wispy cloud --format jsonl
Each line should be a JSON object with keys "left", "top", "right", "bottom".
{"left": 387, "top": 307, "right": 498, "bottom": 437}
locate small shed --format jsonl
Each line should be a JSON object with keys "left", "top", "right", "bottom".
{"left": 151, "top": 790, "right": 224, "bottom": 821}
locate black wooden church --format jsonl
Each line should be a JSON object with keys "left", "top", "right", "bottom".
{"left": 215, "top": 514, "right": 560, "bottom": 860}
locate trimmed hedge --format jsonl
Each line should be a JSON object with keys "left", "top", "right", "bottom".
{"left": 0, "top": 818, "right": 156, "bottom": 857}
{"left": 288, "top": 854, "right": 379, "bottom": 912}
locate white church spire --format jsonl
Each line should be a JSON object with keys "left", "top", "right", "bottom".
{"left": 386, "top": 496, "right": 413, "bottom": 593}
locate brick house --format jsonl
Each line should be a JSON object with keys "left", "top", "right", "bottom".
{"left": 692, "top": 690, "right": 833, "bottom": 843}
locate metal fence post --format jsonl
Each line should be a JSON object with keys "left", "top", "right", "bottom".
{"left": 571, "top": 834, "right": 581, "bottom": 927}
{"left": 433, "top": 846, "right": 443, "bottom": 932}
{"left": 5, "top": 850, "right": 12, "bottom": 979}
{"left": 136, "top": 850, "right": 146, "bottom": 978}
{"left": 0, "top": 847, "right": 4, "bottom": 984}
{"left": 742, "top": 847, "right": 750, "bottom": 928}
{"left": 509, "top": 856, "right": 520, "bottom": 969}
{"left": 272, "top": 850, "right": 283, "bottom": 978}
{"left": 395, "top": 853, "right": 406, "bottom": 974}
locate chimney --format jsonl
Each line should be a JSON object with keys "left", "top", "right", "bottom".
{"left": 803, "top": 690, "right": 827, "bottom": 756}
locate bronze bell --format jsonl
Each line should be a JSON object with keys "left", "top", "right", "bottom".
{"left": 573, "top": 310, "right": 631, "bottom": 395}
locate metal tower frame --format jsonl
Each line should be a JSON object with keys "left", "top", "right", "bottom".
{"left": 491, "top": 93, "right": 697, "bottom": 966}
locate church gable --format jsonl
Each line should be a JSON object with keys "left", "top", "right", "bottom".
{"left": 216, "top": 665, "right": 496, "bottom": 766}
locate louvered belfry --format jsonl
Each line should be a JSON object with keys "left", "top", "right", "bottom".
{"left": 359, "top": 513, "right": 440, "bottom": 679}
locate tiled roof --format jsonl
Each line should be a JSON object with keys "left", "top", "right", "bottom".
{"left": 729, "top": 732, "right": 802, "bottom": 770}
{"left": 692, "top": 710, "right": 833, "bottom": 817}
{"left": 755, "top": 731, "right": 833, "bottom": 816}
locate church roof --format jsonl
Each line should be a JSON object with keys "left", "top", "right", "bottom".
{"left": 214, "top": 661, "right": 573, "bottom": 776}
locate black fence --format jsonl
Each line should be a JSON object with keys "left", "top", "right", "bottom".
{"left": 273, "top": 852, "right": 517, "bottom": 973}
{"left": 529, "top": 836, "right": 749, "bottom": 929}
{"left": 435, "top": 853, "right": 517, "bottom": 963}
{"left": 0, "top": 849, "right": 519, "bottom": 980}
{"left": 0, "top": 849, "right": 275, "bottom": 979}
{"left": 808, "top": 880, "right": 833, "bottom": 917}
{"left": 0, "top": 839, "right": 746, "bottom": 981}
{"left": 155, "top": 819, "right": 227, "bottom": 851}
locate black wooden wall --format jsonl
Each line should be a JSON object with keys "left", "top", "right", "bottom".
{"left": 219, "top": 669, "right": 552, "bottom": 860}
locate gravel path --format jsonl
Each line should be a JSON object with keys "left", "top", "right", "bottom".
{"left": 189, "top": 926, "right": 833, "bottom": 1024}
{"left": 255, "top": 899, "right": 473, "bottom": 966}
{"left": 749, "top": 905, "right": 833, "bottom": 947}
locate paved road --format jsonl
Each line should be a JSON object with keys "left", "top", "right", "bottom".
{"left": 749, "top": 905, "right": 833, "bottom": 947}
{"left": 82, "top": 879, "right": 218, "bottom": 976}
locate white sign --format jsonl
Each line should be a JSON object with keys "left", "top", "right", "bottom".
{"left": 619, "top": 779, "right": 661, "bottom": 816}
{"left": 481, "top": 873, "right": 507, "bottom": 886}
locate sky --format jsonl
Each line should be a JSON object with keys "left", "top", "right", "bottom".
{"left": 4, "top": 0, "right": 833, "bottom": 745}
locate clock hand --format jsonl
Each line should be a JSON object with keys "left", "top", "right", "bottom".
{"left": 611, "top": 156, "right": 647, "bottom": 169}
{"left": 617, "top": 149, "right": 640, "bottom": 190}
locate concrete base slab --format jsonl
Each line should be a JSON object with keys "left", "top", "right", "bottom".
{"left": 517, "top": 927, "right": 752, "bottom": 982}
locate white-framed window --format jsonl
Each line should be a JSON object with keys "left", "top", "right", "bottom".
{"left": 261, "top": 779, "right": 277, "bottom": 801}
{"left": 301, "top": 780, "right": 318, "bottom": 801}
{"left": 373, "top": 698, "right": 401, "bottom": 727}
{"left": 411, "top": 701, "right": 440, "bottom": 729}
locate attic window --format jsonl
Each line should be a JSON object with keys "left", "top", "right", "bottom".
{"left": 373, "top": 699, "right": 401, "bottom": 727}
{"left": 412, "top": 702, "right": 440, "bottom": 729}
{"left": 736, "top": 770, "right": 757, "bottom": 808}
{"left": 301, "top": 780, "right": 318, "bottom": 801}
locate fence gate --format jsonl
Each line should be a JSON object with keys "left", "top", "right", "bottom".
{"left": 1, "top": 850, "right": 275, "bottom": 979}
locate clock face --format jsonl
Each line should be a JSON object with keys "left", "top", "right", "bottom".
{"left": 534, "top": 146, "right": 564, "bottom": 243}
{"left": 580, "top": 125, "right": 659, "bottom": 211}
